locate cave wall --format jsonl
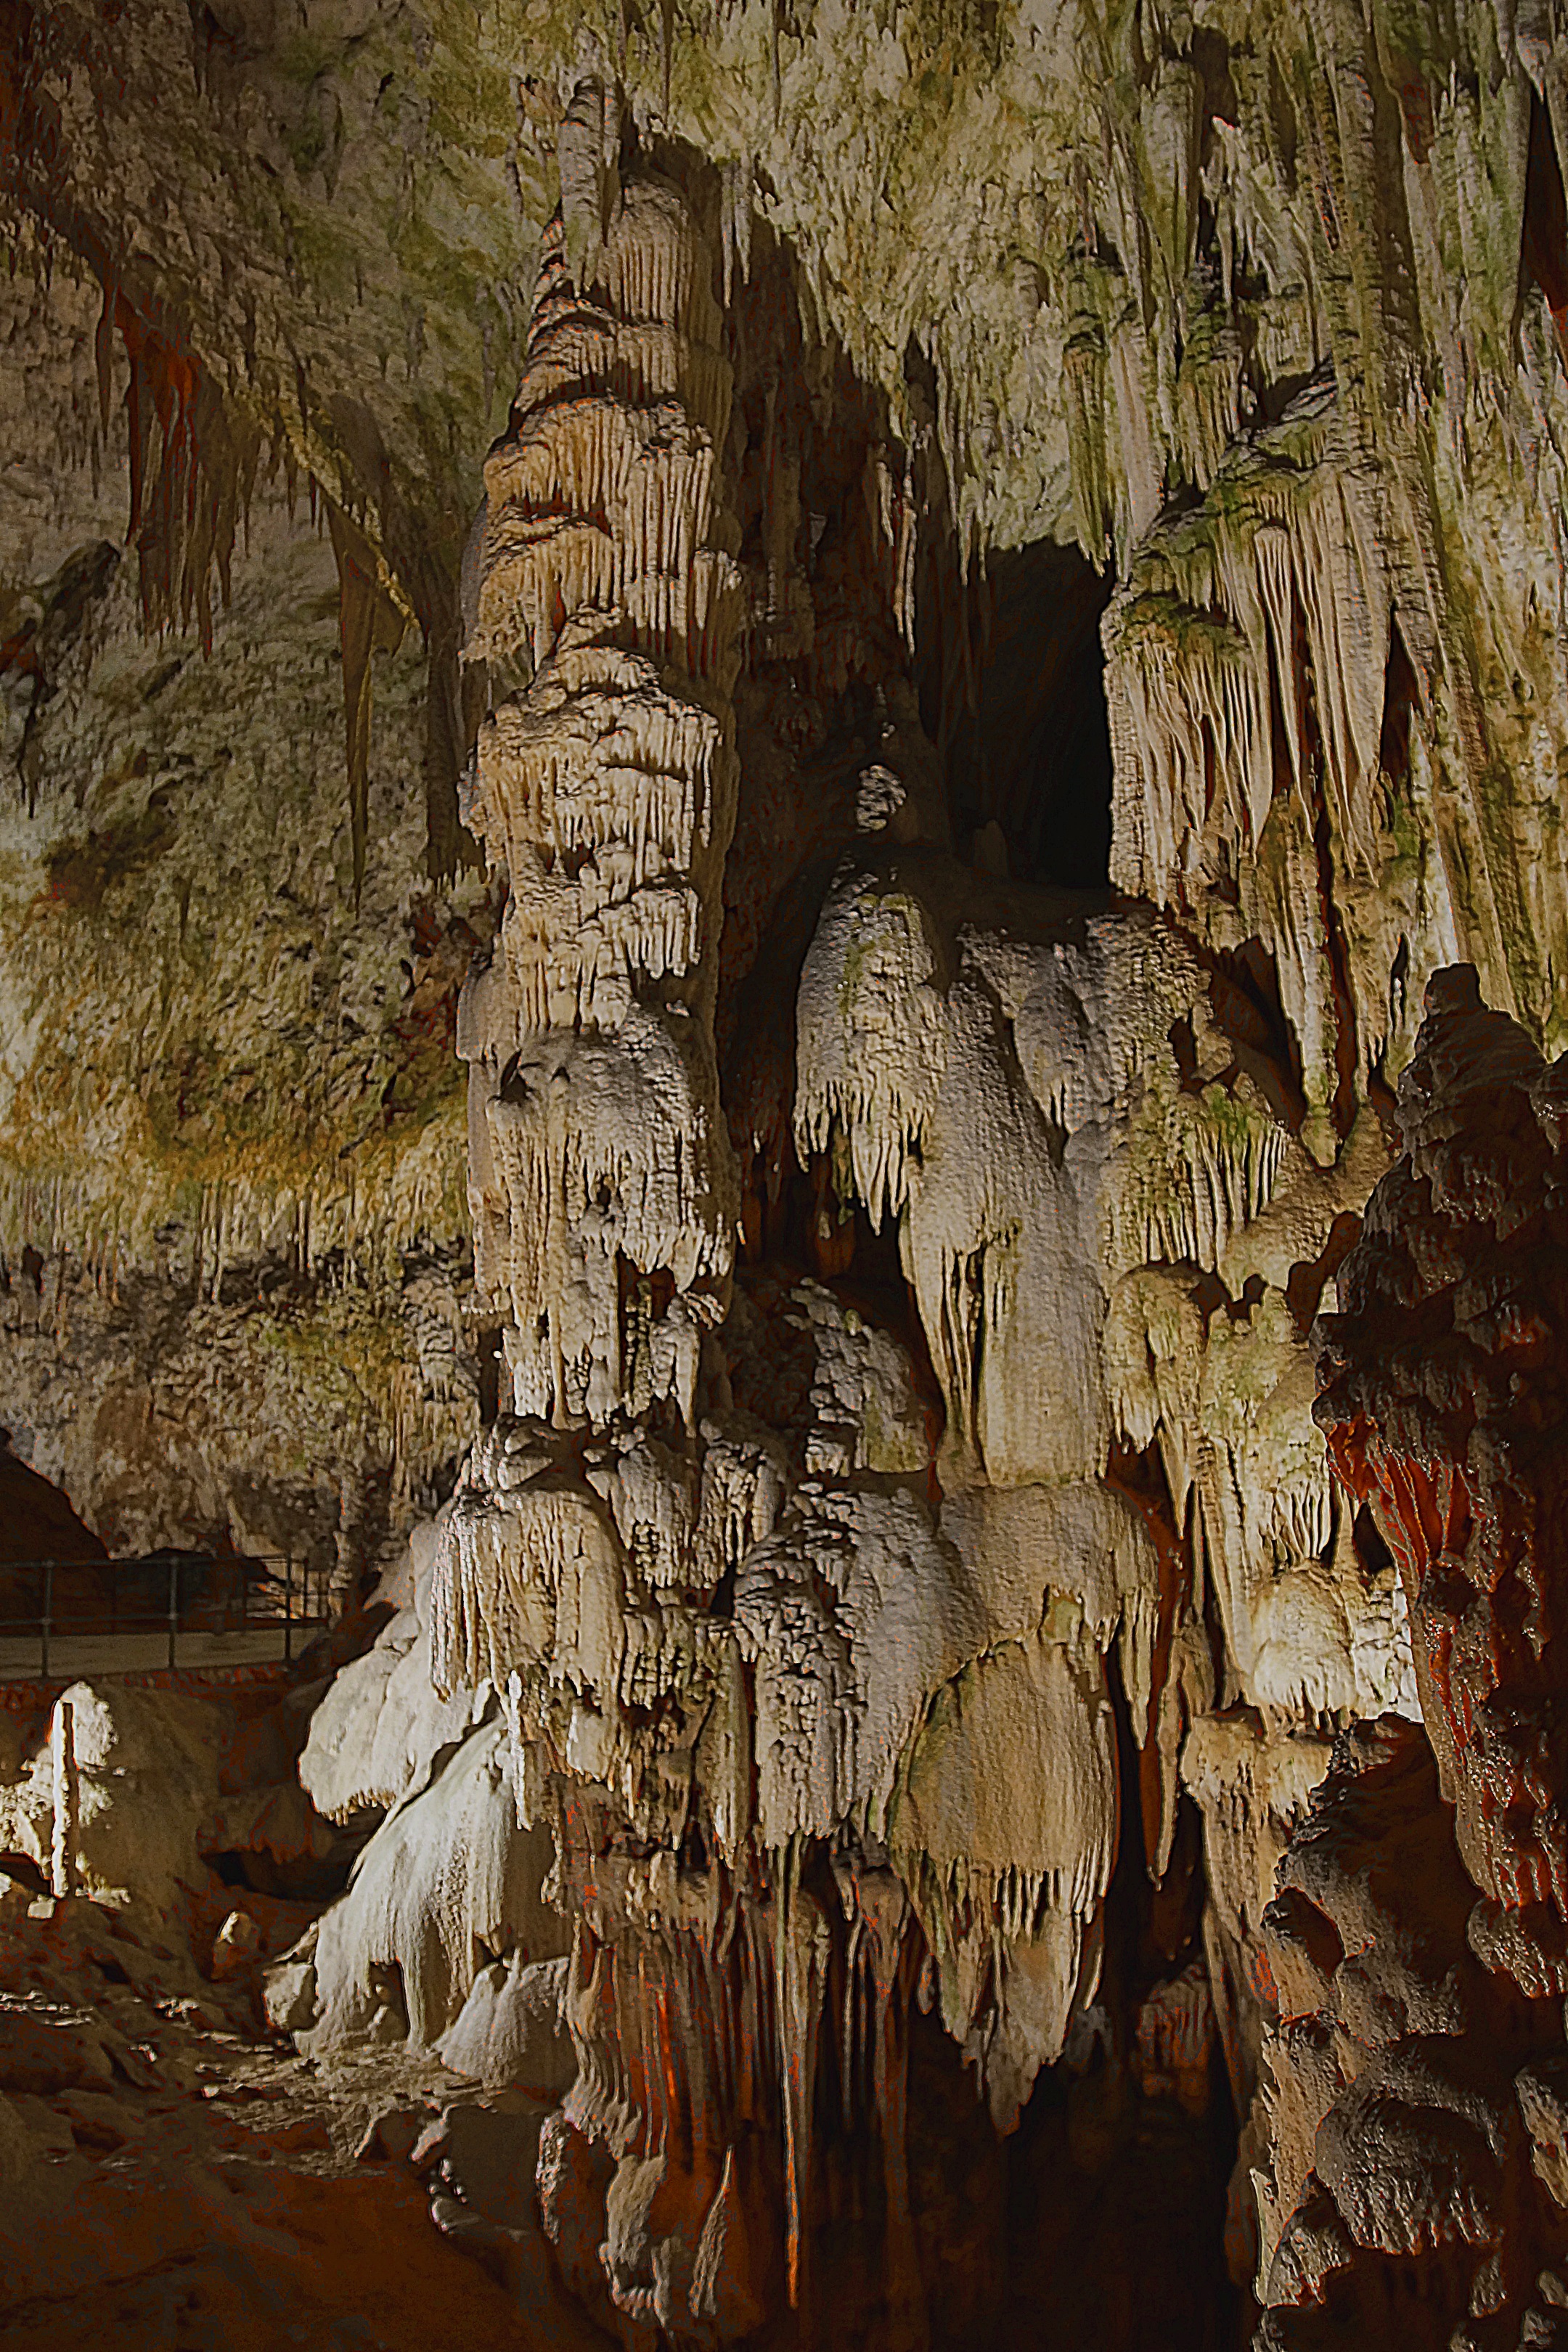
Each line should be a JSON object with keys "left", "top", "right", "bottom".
{"left": 0, "top": 247, "right": 490, "bottom": 1567}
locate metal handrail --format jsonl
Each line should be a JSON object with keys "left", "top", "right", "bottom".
{"left": 0, "top": 1552, "right": 335, "bottom": 1681}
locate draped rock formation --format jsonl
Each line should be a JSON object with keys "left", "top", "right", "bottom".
{"left": 1266, "top": 967, "right": 1568, "bottom": 2347}
{"left": 282, "top": 129, "right": 1434, "bottom": 2347}
{"left": 15, "top": 0, "right": 1568, "bottom": 2344}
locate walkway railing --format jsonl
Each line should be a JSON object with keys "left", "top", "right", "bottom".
{"left": 0, "top": 1553, "right": 334, "bottom": 1682}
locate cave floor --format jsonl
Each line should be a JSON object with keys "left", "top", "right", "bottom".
{"left": 0, "top": 1889, "right": 593, "bottom": 2351}
{"left": 2, "top": 1879, "right": 1246, "bottom": 2349}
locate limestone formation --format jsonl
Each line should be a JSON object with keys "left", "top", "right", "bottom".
{"left": 15, "top": 0, "right": 1568, "bottom": 2343}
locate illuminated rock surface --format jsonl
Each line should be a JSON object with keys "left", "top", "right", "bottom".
{"left": 8, "top": 0, "right": 1568, "bottom": 2341}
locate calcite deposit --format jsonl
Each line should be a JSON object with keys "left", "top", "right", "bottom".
{"left": 11, "top": 0, "right": 1568, "bottom": 2343}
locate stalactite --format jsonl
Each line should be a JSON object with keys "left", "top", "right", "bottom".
{"left": 1103, "top": 372, "right": 1389, "bottom": 913}
{"left": 327, "top": 502, "right": 408, "bottom": 905}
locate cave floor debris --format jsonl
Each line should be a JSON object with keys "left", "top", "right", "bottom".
{"left": 0, "top": 1885, "right": 600, "bottom": 2351}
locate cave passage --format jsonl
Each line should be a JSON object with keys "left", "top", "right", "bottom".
{"left": 924, "top": 538, "right": 1115, "bottom": 889}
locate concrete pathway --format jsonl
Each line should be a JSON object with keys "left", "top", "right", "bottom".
{"left": 0, "top": 1629, "right": 298, "bottom": 1681}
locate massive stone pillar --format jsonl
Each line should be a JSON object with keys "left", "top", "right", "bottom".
{"left": 460, "top": 147, "right": 743, "bottom": 1436}
{"left": 434, "top": 145, "right": 1131, "bottom": 2343}
{"left": 439, "top": 144, "right": 791, "bottom": 2345}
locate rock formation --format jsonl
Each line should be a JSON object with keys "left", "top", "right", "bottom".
{"left": 1267, "top": 968, "right": 1568, "bottom": 2347}
{"left": 12, "top": 0, "right": 1568, "bottom": 2343}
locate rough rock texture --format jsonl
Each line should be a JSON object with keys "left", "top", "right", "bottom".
{"left": 14, "top": 0, "right": 1568, "bottom": 2343}
{"left": 0, "top": 251, "right": 491, "bottom": 1575}
{"left": 1264, "top": 968, "right": 1568, "bottom": 2346}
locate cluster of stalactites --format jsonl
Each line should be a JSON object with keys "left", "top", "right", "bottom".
{"left": 475, "top": 184, "right": 739, "bottom": 687}
{"left": 428, "top": 1416, "right": 769, "bottom": 1845}
{"left": 484, "top": 640, "right": 732, "bottom": 1033}
{"left": 482, "top": 1012, "right": 735, "bottom": 1425}
{"left": 879, "top": 1616, "right": 1121, "bottom": 2131}
{"left": 545, "top": 1847, "right": 931, "bottom": 2333}
{"left": 1103, "top": 377, "right": 1390, "bottom": 909}
{"left": 461, "top": 157, "right": 743, "bottom": 1432}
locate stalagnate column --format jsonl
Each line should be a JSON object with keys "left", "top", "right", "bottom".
{"left": 464, "top": 147, "right": 743, "bottom": 1428}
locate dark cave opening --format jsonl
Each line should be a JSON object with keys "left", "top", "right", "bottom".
{"left": 995, "top": 1641, "right": 1246, "bottom": 2352}
{"left": 920, "top": 537, "right": 1116, "bottom": 891}
{"left": 1522, "top": 86, "right": 1568, "bottom": 325}
{"left": 204, "top": 1839, "right": 357, "bottom": 1903}
{"left": 1376, "top": 616, "right": 1421, "bottom": 793}
{"left": 476, "top": 1324, "right": 503, "bottom": 1426}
